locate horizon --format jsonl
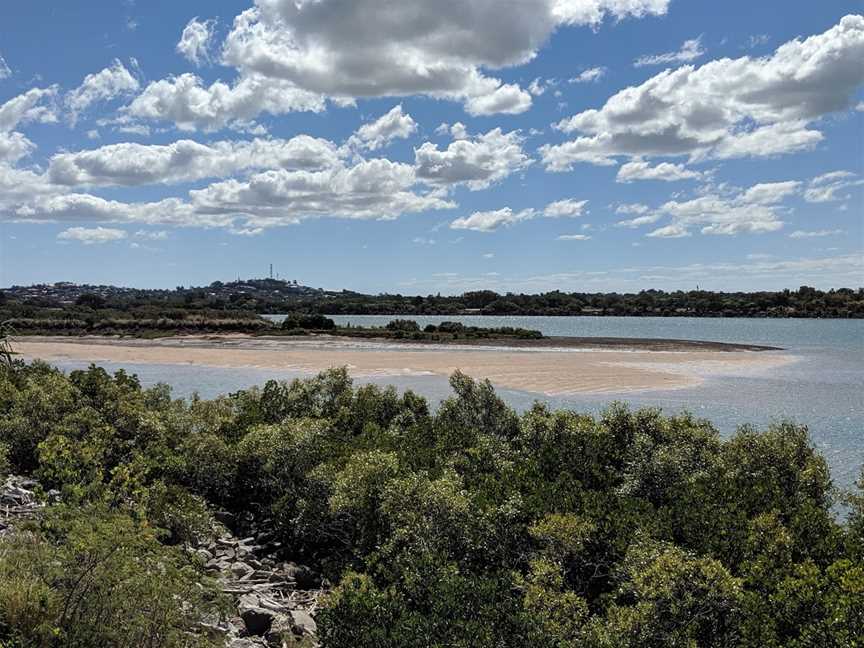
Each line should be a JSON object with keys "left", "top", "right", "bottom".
{"left": 3, "top": 275, "right": 862, "bottom": 297}
{"left": 1, "top": 1, "right": 863, "bottom": 293}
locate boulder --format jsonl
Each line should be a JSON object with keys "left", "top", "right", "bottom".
{"left": 238, "top": 594, "right": 277, "bottom": 636}
{"left": 290, "top": 610, "right": 317, "bottom": 636}
{"left": 230, "top": 561, "right": 255, "bottom": 579}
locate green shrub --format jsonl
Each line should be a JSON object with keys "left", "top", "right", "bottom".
{"left": 0, "top": 505, "right": 224, "bottom": 648}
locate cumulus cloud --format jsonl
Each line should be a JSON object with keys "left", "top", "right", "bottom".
{"left": 646, "top": 180, "right": 800, "bottom": 237}
{"left": 0, "top": 87, "right": 58, "bottom": 132}
{"left": 0, "top": 87, "right": 58, "bottom": 164}
{"left": 803, "top": 170, "right": 863, "bottom": 203}
{"left": 616, "top": 213, "right": 661, "bottom": 228}
{"left": 544, "top": 198, "right": 588, "bottom": 217}
{"left": 66, "top": 60, "right": 140, "bottom": 125}
{"left": 435, "top": 122, "right": 469, "bottom": 140}
{"left": 188, "top": 158, "right": 452, "bottom": 226}
{"left": 450, "top": 197, "right": 588, "bottom": 231}
{"left": 11, "top": 150, "right": 456, "bottom": 232}
{"left": 217, "top": 0, "right": 668, "bottom": 116}
{"left": 646, "top": 224, "right": 690, "bottom": 238}
{"left": 450, "top": 206, "right": 535, "bottom": 232}
{"left": 0, "top": 132, "right": 36, "bottom": 164}
{"left": 57, "top": 226, "right": 128, "bottom": 244}
{"left": 615, "top": 203, "right": 650, "bottom": 214}
{"left": 616, "top": 158, "right": 703, "bottom": 182}
{"left": 543, "top": 16, "right": 864, "bottom": 170}
{"left": 47, "top": 136, "right": 341, "bottom": 186}
{"left": 634, "top": 36, "right": 705, "bottom": 67}
{"left": 569, "top": 67, "right": 606, "bottom": 83}
{"left": 177, "top": 17, "right": 218, "bottom": 66}
{"left": 414, "top": 128, "right": 531, "bottom": 190}
{"left": 125, "top": 73, "right": 325, "bottom": 132}
{"left": 350, "top": 105, "right": 417, "bottom": 151}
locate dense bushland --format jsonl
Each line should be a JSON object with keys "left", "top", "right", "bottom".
{"left": 4, "top": 283, "right": 863, "bottom": 319}
{"left": 0, "top": 358, "right": 862, "bottom": 647}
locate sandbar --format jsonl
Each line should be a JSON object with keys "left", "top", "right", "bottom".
{"left": 12, "top": 335, "right": 795, "bottom": 396}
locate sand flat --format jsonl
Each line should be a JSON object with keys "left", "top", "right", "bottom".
{"left": 12, "top": 335, "right": 795, "bottom": 396}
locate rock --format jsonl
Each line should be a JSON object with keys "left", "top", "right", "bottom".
{"left": 229, "top": 639, "right": 265, "bottom": 648}
{"left": 290, "top": 610, "right": 317, "bottom": 636}
{"left": 282, "top": 563, "right": 322, "bottom": 589}
{"left": 238, "top": 595, "right": 277, "bottom": 636}
{"left": 230, "top": 561, "right": 255, "bottom": 579}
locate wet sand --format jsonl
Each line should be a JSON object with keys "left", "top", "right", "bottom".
{"left": 12, "top": 335, "right": 795, "bottom": 396}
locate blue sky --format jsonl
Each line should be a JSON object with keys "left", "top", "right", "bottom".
{"left": 0, "top": 0, "right": 862, "bottom": 293}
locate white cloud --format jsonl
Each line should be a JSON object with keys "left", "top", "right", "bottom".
{"left": 450, "top": 207, "right": 534, "bottom": 232}
{"left": 350, "top": 105, "right": 417, "bottom": 151}
{"left": 0, "top": 132, "right": 36, "bottom": 163}
{"left": 646, "top": 224, "right": 691, "bottom": 238}
{"left": 804, "top": 170, "right": 863, "bottom": 203}
{"left": 188, "top": 158, "right": 453, "bottom": 226}
{"left": 648, "top": 180, "right": 799, "bottom": 237}
{"left": 414, "top": 128, "right": 531, "bottom": 190}
{"left": 569, "top": 67, "right": 606, "bottom": 83}
{"left": 66, "top": 60, "right": 140, "bottom": 125}
{"left": 57, "top": 226, "right": 128, "bottom": 244}
{"left": 177, "top": 17, "right": 217, "bottom": 66}
{"left": 634, "top": 36, "right": 705, "bottom": 67}
{"left": 0, "top": 87, "right": 58, "bottom": 132}
{"left": 125, "top": 73, "right": 326, "bottom": 132}
{"left": 615, "top": 202, "right": 650, "bottom": 214}
{"left": 557, "top": 233, "right": 591, "bottom": 240}
{"left": 47, "top": 135, "right": 341, "bottom": 186}
{"left": 450, "top": 197, "right": 587, "bottom": 231}
{"left": 435, "top": 122, "right": 469, "bottom": 140}
{"left": 788, "top": 229, "right": 843, "bottom": 239}
{"left": 543, "top": 16, "right": 864, "bottom": 170}
{"left": 134, "top": 229, "right": 168, "bottom": 240}
{"left": 0, "top": 54, "right": 11, "bottom": 79}
{"left": 616, "top": 158, "right": 703, "bottom": 182}
{"left": 217, "top": 0, "right": 668, "bottom": 116}
{"left": 616, "top": 213, "right": 660, "bottom": 228}
{"left": 544, "top": 198, "right": 588, "bottom": 217}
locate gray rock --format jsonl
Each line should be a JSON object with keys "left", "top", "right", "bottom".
{"left": 238, "top": 595, "right": 277, "bottom": 636}
{"left": 291, "top": 610, "right": 317, "bottom": 636}
{"left": 230, "top": 561, "right": 255, "bottom": 579}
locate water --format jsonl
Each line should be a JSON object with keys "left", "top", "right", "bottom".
{"left": 49, "top": 316, "right": 864, "bottom": 491}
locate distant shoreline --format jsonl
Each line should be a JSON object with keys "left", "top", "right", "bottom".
{"left": 12, "top": 334, "right": 794, "bottom": 396}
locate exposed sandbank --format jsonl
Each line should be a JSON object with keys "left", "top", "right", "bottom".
{"left": 12, "top": 335, "right": 795, "bottom": 396}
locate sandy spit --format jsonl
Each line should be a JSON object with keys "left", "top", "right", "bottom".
{"left": 12, "top": 335, "right": 796, "bottom": 396}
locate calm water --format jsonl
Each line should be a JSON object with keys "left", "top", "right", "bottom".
{"left": 49, "top": 316, "right": 864, "bottom": 490}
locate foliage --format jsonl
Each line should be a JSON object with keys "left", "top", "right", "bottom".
{"left": 0, "top": 361, "right": 861, "bottom": 647}
{"left": 0, "top": 505, "right": 223, "bottom": 648}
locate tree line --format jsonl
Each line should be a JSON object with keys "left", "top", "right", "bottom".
{"left": 3, "top": 284, "right": 863, "bottom": 318}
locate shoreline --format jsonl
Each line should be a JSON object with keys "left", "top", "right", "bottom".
{"left": 11, "top": 334, "right": 796, "bottom": 396}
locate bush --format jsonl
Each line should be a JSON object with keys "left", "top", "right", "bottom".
{"left": 281, "top": 313, "right": 336, "bottom": 331}
{"left": 385, "top": 319, "right": 420, "bottom": 332}
{"left": 0, "top": 505, "right": 224, "bottom": 648}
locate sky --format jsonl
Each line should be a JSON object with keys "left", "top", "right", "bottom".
{"left": 0, "top": 0, "right": 862, "bottom": 294}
